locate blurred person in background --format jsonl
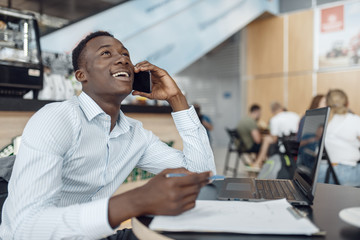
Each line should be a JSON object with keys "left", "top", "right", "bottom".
{"left": 297, "top": 94, "right": 327, "bottom": 141}
{"left": 269, "top": 102, "right": 300, "bottom": 139}
{"left": 237, "top": 104, "right": 262, "bottom": 154}
{"left": 317, "top": 89, "right": 360, "bottom": 186}
{"left": 236, "top": 104, "right": 268, "bottom": 167}
{"left": 194, "top": 103, "right": 213, "bottom": 144}
{"left": 250, "top": 102, "right": 300, "bottom": 170}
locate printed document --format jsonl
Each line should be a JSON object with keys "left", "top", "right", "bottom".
{"left": 149, "top": 199, "right": 319, "bottom": 235}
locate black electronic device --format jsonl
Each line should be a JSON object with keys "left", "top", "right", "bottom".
{"left": 218, "top": 107, "right": 330, "bottom": 206}
{"left": 133, "top": 70, "right": 152, "bottom": 93}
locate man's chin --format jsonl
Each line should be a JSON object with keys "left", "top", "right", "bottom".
{"left": 117, "top": 88, "right": 133, "bottom": 99}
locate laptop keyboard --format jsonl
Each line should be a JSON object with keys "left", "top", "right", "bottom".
{"left": 255, "top": 180, "right": 297, "bottom": 200}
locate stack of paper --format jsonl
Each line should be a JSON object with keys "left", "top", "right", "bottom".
{"left": 150, "top": 199, "right": 320, "bottom": 236}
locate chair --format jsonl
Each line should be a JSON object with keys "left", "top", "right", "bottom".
{"left": 276, "top": 135, "right": 299, "bottom": 179}
{"left": 0, "top": 155, "right": 16, "bottom": 223}
{"left": 223, "top": 128, "right": 254, "bottom": 177}
{"left": 322, "top": 148, "right": 340, "bottom": 185}
{"left": 280, "top": 138, "right": 299, "bottom": 160}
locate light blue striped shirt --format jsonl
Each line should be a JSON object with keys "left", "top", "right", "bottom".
{"left": 0, "top": 92, "right": 215, "bottom": 239}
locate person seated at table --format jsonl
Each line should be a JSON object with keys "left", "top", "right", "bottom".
{"left": 236, "top": 104, "right": 266, "bottom": 166}
{"left": 194, "top": 103, "right": 214, "bottom": 144}
{"left": 269, "top": 101, "right": 300, "bottom": 139}
{"left": 0, "top": 31, "right": 215, "bottom": 240}
{"left": 250, "top": 102, "right": 300, "bottom": 169}
{"left": 317, "top": 89, "right": 360, "bottom": 187}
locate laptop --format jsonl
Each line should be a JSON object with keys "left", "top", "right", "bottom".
{"left": 217, "top": 107, "right": 330, "bottom": 205}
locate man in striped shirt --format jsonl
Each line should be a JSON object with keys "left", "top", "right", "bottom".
{"left": 0, "top": 31, "right": 215, "bottom": 240}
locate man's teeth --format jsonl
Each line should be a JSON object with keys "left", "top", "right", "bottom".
{"left": 112, "top": 72, "right": 129, "bottom": 77}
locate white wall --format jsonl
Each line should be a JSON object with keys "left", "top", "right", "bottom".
{"left": 175, "top": 32, "right": 242, "bottom": 147}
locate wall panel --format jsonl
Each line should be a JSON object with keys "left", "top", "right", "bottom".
{"left": 247, "top": 77, "right": 284, "bottom": 122}
{"left": 288, "top": 10, "right": 313, "bottom": 72}
{"left": 245, "top": 8, "right": 360, "bottom": 130}
{"left": 246, "top": 16, "right": 284, "bottom": 76}
{"left": 287, "top": 74, "right": 313, "bottom": 116}
{"left": 0, "top": 112, "right": 34, "bottom": 149}
{"left": 317, "top": 70, "right": 360, "bottom": 115}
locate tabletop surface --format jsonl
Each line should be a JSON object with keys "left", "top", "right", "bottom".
{"left": 133, "top": 181, "right": 360, "bottom": 240}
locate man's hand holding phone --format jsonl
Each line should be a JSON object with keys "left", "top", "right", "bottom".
{"left": 132, "top": 61, "right": 189, "bottom": 111}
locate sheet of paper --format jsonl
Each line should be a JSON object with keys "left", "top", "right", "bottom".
{"left": 149, "top": 199, "right": 319, "bottom": 235}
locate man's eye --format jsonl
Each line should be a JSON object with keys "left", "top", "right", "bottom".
{"left": 101, "top": 51, "right": 111, "bottom": 56}
{"left": 122, "top": 53, "right": 129, "bottom": 57}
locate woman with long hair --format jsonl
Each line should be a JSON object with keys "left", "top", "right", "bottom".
{"left": 297, "top": 94, "right": 326, "bottom": 141}
{"left": 317, "top": 89, "right": 360, "bottom": 186}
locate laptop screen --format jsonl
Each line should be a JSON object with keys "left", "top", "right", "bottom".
{"left": 295, "top": 107, "right": 329, "bottom": 191}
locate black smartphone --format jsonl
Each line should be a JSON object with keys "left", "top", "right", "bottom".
{"left": 133, "top": 70, "right": 152, "bottom": 93}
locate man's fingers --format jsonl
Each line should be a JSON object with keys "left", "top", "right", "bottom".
{"left": 134, "top": 61, "right": 156, "bottom": 72}
{"left": 134, "top": 61, "right": 168, "bottom": 78}
{"left": 181, "top": 201, "right": 197, "bottom": 213}
{"left": 132, "top": 91, "right": 152, "bottom": 98}
{"left": 180, "top": 185, "right": 203, "bottom": 199}
{"left": 167, "top": 171, "right": 211, "bottom": 187}
{"left": 159, "top": 168, "right": 192, "bottom": 176}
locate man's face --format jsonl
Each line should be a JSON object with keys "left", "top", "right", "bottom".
{"left": 254, "top": 109, "right": 261, "bottom": 121}
{"left": 79, "top": 36, "right": 134, "bottom": 100}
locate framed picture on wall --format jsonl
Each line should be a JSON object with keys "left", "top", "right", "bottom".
{"left": 318, "top": 1, "right": 360, "bottom": 69}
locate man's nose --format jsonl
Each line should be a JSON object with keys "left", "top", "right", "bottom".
{"left": 115, "top": 55, "right": 129, "bottom": 65}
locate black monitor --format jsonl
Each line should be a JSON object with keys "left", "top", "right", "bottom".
{"left": 0, "top": 7, "right": 43, "bottom": 97}
{"left": 294, "top": 107, "right": 329, "bottom": 202}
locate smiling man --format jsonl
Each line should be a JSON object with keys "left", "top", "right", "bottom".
{"left": 0, "top": 31, "right": 216, "bottom": 240}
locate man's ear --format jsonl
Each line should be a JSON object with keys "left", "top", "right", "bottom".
{"left": 75, "top": 69, "right": 87, "bottom": 83}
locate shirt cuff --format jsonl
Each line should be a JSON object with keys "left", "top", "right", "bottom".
{"left": 79, "top": 198, "right": 114, "bottom": 239}
{"left": 171, "top": 105, "right": 201, "bottom": 131}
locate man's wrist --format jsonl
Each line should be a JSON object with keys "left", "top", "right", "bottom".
{"left": 108, "top": 189, "right": 144, "bottom": 228}
{"left": 167, "top": 93, "right": 189, "bottom": 112}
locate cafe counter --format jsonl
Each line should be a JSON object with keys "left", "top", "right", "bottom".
{"left": 0, "top": 97, "right": 182, "bottom": 150}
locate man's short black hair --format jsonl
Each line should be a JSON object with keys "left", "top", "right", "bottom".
{"left": 72, "top": 31, "right": 114, "bottom": 71}
{"left": 249, "top": 104, "right": 261, "bottom": 113}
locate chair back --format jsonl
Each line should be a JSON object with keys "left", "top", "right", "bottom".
{"left": 225, "top": 128, "right": 247, "bottom": 153}
{"left": 322, "top": 148, "right": 341, "bottom": 185}
{"left": 0, "top": 155, "right": 16, "bottom": 224}
{"left": 278, "top": 134, "right": 299, "bottom": 159}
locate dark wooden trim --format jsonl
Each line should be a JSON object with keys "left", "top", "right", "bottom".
{"left": 0, "top": 97, "right": 172, "bottom": 113}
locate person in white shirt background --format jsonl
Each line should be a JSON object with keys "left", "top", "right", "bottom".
{"left": 0, "top": 31, "right": 215, "bottom": 240}
{"left": 251, "top": 102, "right": 300, "bottom": 170}
{"left": 317, "top": 89, "right": 360, "bottom": 187}
{"left": 269, "top": 101, "right": 300, "bottom": 138}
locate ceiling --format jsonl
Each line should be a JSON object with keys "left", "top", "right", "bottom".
{"left": 0, "top": 0, "right": 129, "bottom": 35}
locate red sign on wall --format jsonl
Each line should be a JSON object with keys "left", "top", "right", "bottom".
{"left": 321, "top": 5, "right": 344, "bottom": 33}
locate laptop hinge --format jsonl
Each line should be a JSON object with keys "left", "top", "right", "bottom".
{"left": 294, "top": 179, "right": 308, "bottom": 196}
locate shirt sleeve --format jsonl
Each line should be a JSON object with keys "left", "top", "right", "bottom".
{"left": 269, "top": 118, "right": 279, "bottom": 137}
{"left": 0, "top": 104, "right": 114, "bottom": 240}
{"left": 136, "top": 105, "right": 216, "bottom": 174}
{"left": 249, "top": 119, "right": 258, "bottom": 131}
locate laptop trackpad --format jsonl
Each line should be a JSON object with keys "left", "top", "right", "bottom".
{"left": 218, "top": 178, "right": 256, "bottom": 200}
{"left": 226, "top": 183, "right": 252, "bottom": 191}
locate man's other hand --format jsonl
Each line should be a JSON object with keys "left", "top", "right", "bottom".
{"left": 132, "top": 61, "right": 189, "bottom": 111}
{"left": 138, "top": 168, "right": 211, "bottom": 216}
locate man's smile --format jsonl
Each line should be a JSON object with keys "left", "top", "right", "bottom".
{"left": 110, "top": 70, "right": 132, "bottom": 81}
{"left": 112, "top": 71, "right": 129, "bottom": 77}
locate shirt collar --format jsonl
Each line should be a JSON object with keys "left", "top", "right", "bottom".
{"left": 78, "top": 92, "right": 105, "bottom": 121}
{"left": 112, "top": 111, "right": 131, "bottom": 137}
{"left": 78, "top": 92, "right": 132, "bottom": 135}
